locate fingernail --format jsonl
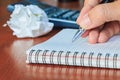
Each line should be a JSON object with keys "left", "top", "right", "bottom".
{"left": 79, "top": 14, "right": 91, "bottom": 29}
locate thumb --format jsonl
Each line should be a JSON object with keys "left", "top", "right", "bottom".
{"left": 79, "top": 1, "right": 120, "bottom": 29}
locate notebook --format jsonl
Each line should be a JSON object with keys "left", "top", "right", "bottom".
{"left": 26, "top": 29, "right": 120, "bottom": 69}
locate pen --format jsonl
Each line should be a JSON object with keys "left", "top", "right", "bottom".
{"left": 72, "top": 28, "right": 85, "bottom": 42}
{"left": 72, "top": 0, "right": 113, "bottom": 42}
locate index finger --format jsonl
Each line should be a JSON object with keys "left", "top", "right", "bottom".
{"left": 76, "top": 0, "right": 101, "bottom": 26}
{"left": 84, "top": 0, "right": 101, "bottom": 8}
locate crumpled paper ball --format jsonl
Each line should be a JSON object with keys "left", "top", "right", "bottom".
{"left": 6, "top": 4, "right": 54, "bottom": 38}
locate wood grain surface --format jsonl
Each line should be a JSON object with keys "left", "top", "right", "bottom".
{"left": 0, "top": 0, "right": 120, "bottom": 80}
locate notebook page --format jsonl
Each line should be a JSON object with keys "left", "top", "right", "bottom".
{"left": 27, "top": 29, "right": 120, "bottom": 55}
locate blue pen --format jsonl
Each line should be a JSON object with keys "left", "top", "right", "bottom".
{"left": 72, "top": 0, "right": 113, "bottom": 42}
{"left": 72, "top": 28, "right": 85, "bottom": 42}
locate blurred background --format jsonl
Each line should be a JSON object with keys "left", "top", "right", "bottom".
{"left": 0, "top": 0, "right": 84, "bottom": 10}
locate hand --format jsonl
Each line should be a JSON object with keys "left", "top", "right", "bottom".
{"left": 76, "top": 0, "right": 120, "bottom": 44}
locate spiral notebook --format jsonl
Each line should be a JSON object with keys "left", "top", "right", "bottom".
{"left": 26, "top": 29, "right": 120, "bottom": 69}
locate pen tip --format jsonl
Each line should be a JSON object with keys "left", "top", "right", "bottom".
{"left": 72, "top": 38, "right": 75, "bottom": 43}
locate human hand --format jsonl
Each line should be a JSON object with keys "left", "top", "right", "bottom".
{"left": 76, "top": 0, "right": 120, "bottom": 44}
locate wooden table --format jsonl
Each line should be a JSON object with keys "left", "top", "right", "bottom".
{"left": 0, "top": 0, "right": 120, "bottom": 80}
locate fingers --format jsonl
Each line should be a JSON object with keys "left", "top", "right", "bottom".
{"left": 84, "top": 0, "right": 101, "bottom": 7}
{"left": 76, "top": 6, "right": 91, "bottom": 24}
{"left": 81, "top": 30, "right": 90, "bottom": 38}
{"left": 77, "top": 0, "right": 120, "bottom": 44}
{"left": 87, "top": 21, "right": 120, "bottom": 44}
{"left": 98, "top": 21, "right": 120, "bottom": 43}
{"left": 77, "top": 0, "right": 120, "bottom": 30}
{"left": 88, "top": 28, "right": 100, "bottom": 44}
{"left": 76, "top": 0, "right": 101, "bottom": 25}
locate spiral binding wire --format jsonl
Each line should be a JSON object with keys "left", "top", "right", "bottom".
{"left": 96, "top": 53, "right": 102, "bottom": 67}
{"left": 113, "top": 54, "right": 118, "bottom": 68}
{"left": 88, "top": 52, "right": 94, "bottom": 67}
{"left": 27, "top": 49, "right": 118, "bottom": 68}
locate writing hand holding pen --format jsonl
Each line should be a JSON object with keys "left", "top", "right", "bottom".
{"left": 76, "top": 0, "right": 120, "bottom": 44}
